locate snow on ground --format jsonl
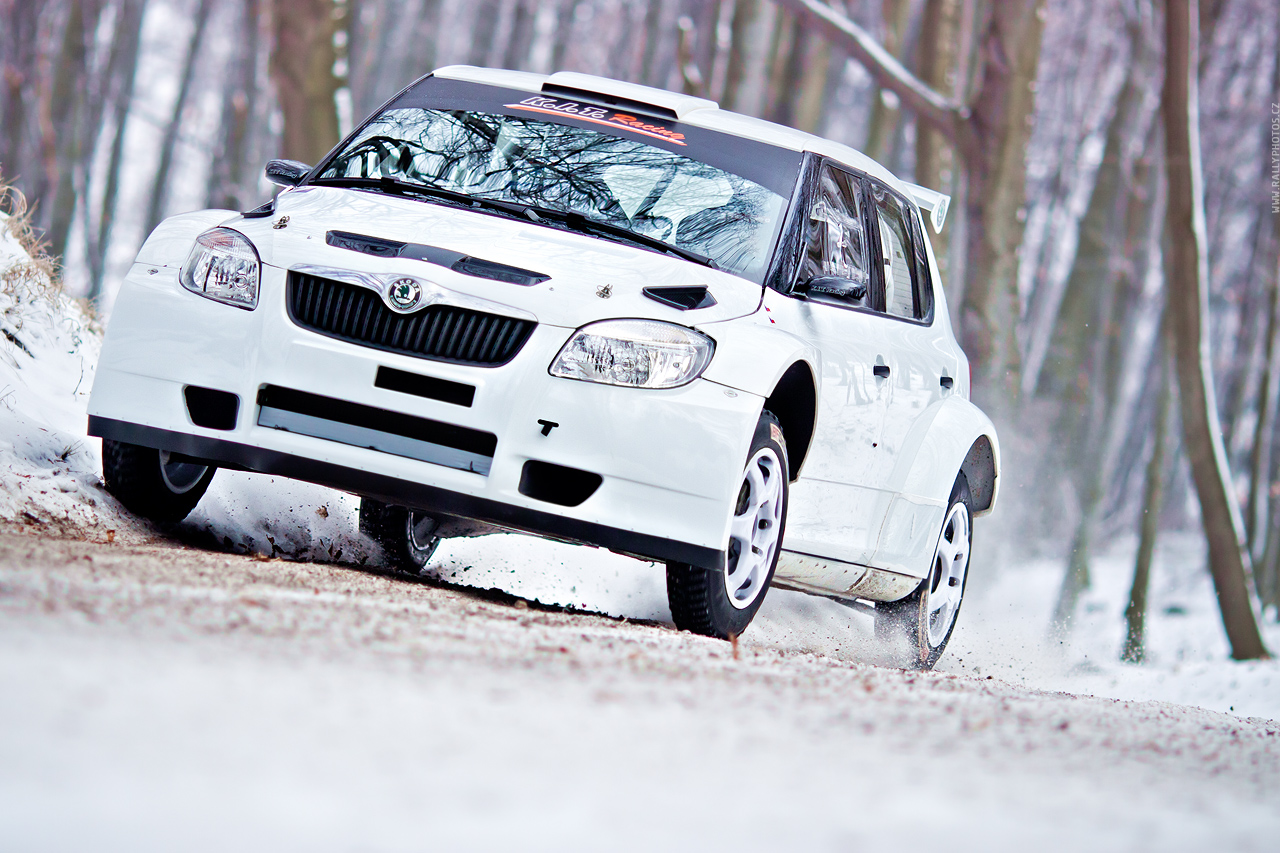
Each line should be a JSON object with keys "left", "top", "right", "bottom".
{"left": 0, "top": 211, "right": 108, "bottom": 533}
{"left": 2, "top": 533, "right": 1278, "bottom": 853}
{"left": 2, "top": 207, "right": 1278, "bottom": 724}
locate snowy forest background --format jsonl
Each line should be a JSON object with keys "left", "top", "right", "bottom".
{"left": 0, "top": 0, "right": 1278, "bottom": 660}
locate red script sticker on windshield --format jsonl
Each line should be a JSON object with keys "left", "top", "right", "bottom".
{"left": 506, "top": 96, "right": 687, "bottom": 146}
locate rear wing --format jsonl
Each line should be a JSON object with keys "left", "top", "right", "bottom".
{"left": 903, "top": 182, "right": 951, "bottom": 233}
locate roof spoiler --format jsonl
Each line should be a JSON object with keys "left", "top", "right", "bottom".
{"left": 903, "top": 182, "right": 951, "bottom": 233}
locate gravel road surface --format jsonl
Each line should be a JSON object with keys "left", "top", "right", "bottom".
{"left": 1, "top": 528, "right": 1277, "bottom": 852}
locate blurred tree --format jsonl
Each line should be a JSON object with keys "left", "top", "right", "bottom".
{"left": 1123, "top": 320, "right": 1175, "bottom": 663}
{"left": 862, "top": 0, "right": 911, "bottom": 164}
{"left": 87, "top": 0, "right": 147, "bottom": 301}
{"left": 206, "top": 0, "right": 264, "bottom": 213}
{"left": 270, "top": 0, "right": 343, "bottom": 166}
{"left": 1161, "top": 0, "right": 1268, "bottom": 659}
{"left": 46, "top": 0, "right": 103, "bottom": 261}
{"left": 773, "top": 0, "right": 1046, "bottom": 406}
{"left": 1047, "top": 3, "right": 1161, "bottom": 630}
{"left": 144, "top": 0, "right": 212, "bottom": 237}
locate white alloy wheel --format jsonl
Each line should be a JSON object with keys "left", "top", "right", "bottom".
{"left": 925, "top": 499, "right": 971, "bottom": 647}
{"left": 405, "top": 510, "right": 441, "bottom": 566}
{"left": 725, "top": 446, "right": 785, "bottom": 610}
{"left": 158, "top": 450, "right": 211, "bottom": 495}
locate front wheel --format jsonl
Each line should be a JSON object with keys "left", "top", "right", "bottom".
{"left": 359, "top": 498, "right": 441, "bottom": 574}
{"left": 101, "top": 438, "right": 216, "bottom": 525}
{"left": 875, "top": 473, "right": 973, "bottom": 670}
{"left": 667, "top": 410, "right": 788, "bottom": 640}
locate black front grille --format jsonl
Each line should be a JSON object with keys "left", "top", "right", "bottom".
{"left": 287, "top": 271, "right": 535, "bottom": 366}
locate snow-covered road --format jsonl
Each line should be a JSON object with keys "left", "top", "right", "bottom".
{"left": 1, "top": 530, "right": 1277, "bottom": 852}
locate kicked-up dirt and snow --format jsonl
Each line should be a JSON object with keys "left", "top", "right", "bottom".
{"left": 2, "top": 206, "right": 1280, "bottom": 851}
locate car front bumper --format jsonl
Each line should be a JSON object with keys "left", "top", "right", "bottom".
{"left": 88, "top": 263, "right": 764, "bottom": 570}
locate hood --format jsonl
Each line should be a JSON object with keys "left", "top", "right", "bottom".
{"left": 224, "top": 186, "right": 764, "bottom": 329}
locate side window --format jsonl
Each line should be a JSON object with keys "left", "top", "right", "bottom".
{"left": 871, "top": 183, "right": 921, "bottom": 321}
{"left": 800, "top": 165, "right": 871, "bottom": 308}
{"left": 907, "top": 203, "right": 935, "bottom": 322}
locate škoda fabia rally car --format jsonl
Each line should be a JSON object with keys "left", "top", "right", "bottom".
{"left": 89, "top": 66, "right": 999, "bottom": 668}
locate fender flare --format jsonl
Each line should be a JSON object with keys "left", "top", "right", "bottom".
{"left": 884, "top": 396, "right": 1001, "bottom": 516}
{"left": 697, "top": 318, "right": 820, "bottom": 402}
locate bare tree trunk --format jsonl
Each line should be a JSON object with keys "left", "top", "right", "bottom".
{"left": 503, "top": 0, "right": 537, "bottom": 69}
{"left": 957, "top": 0, "right": 1045, "bottom": 404}
{"left": 207, "top": 0, "right": 263, "bottom": 212}
{"left": 0, "top": 0, "right": 40, "bottom": 190}
{"left": 915, "top": 0, "right": 958, "bottom": 191}
{"left": 792, "top": 23, "right": 832, "bottom": 134}
{"left": 144, "top": 0, "right": 212, "bottom": 237}
{"left": 771, "top": 0, "right": 1043, "bottom": 405}
{"left": 676, "top": 13, "right": 707, "bottom": 97}
{"left": 914, "top": 0, "right": 964, "bottom": 285}
{"left": 270, "top": 0, "right": 342, "bottom": 166}
{"left": 87, "top": 0, "right": 147, "bottom": 301}
{"left": 763, "top": 8, "right": 799, "bottom": 123}
{"left": 1123, "top": 321, "right": 1175, "bottom": 663}
{"left": 46, "top": 0, "right": 101, "bottom": 260}
{"left": 1162, "top": 0, "right": 1269, "bottom": 660}
{"left": 721, "top": 0, "right": 758, "bottom": 112}
{"left": 862, "top": 0, "right": 911, "bottom": 163}
{"left": 1246, "top": 225, "right": 1279, "bottom": 556}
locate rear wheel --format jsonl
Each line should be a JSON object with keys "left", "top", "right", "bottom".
{"left": 875, "top": 473, "right": 973, "bottom": 670}
{"left": 359, "top": 498, "right": 441, "bottom": 574}
{"left": 101, "top": 438, "right": 216, "bottom": 524}
{"left": 667, "top": 410, "right": 788, "bottom": 640}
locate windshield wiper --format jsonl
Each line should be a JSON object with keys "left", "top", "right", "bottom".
{"left": 523, "top": 206, "right": 719, "bottom": 269}
{"left": 310, "top": 178, "right": 718, "bottom": 269}
{"left": 310, "top": 177, "right": 531, "bottom": 220}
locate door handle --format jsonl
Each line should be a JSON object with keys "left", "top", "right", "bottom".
{"left": 940, "top": 376, "right": 954, "bottom": 390}
{"left": 873, "top": 364, "right": 891, "bottom": 379}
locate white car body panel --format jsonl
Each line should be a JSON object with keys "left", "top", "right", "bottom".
{"left": 88, "top": 66, "right": 1000, "bottom": 604}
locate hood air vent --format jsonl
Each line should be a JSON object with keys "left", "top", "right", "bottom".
{"left": 326, "top": 230, "right": 549, "bottom": 287}
{"left": 642, "top": 286, "right": 717, "bottom": 311}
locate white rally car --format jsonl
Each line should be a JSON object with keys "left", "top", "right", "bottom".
{"left": 89, "top": 66, "right": 999, "bottom": 667}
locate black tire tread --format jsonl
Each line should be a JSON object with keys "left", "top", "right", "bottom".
{"left": 666, "top": 410, "right": 787, "bottom": 640}
{"left": 874, "top": 472, "right": 972, "bottom": 670}
{"left": 359, "top": 498, "right": 439, "bottom": 573}
{"left": 101, "top": 438, "right": 215, "bottom": 525}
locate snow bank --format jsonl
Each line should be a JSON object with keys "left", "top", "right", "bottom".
{"left": 0, "top": 210, "right": 112, "bottom": 533}
{"left": 2, "top": 205, "right": 1277, "bottom": 721}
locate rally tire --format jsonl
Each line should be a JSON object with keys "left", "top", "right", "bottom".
{"left": 667, "top": 410, "right": 788, "bottom": 640}
{"left": 101, "top": 438, "right": 216, "bottom": 525}
{"left": 360, "top": 498, "right": 441, "bottom": 574}
{"left": 875, "top": 473, "right": 973, "bottom": 670}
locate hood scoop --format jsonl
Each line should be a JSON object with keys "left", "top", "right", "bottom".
{"left": 326, "top": 230, "right": 550, "bottom": 287}
{"left": 642, "top": 286, "right": 717, "bottom": 311}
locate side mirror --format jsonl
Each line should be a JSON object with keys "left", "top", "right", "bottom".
{"left": 264, "top": 159, "right": 311, "bottom": 187}
{"left": 802, "top": 274, "right": 869, "bottom": 305}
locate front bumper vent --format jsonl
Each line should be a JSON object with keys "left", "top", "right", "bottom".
{"left": 287, "top": 270, "right": 535, "bottom": 367}
{"left": 257, "top": 385, "right": 496, "bottom": 475}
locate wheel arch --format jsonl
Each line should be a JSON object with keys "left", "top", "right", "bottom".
{"left": 885, "top": 397, "right": 1001, "bottom": 516}
{"left": 960, "top": 433, "right": 998, "bottom": 515}
{"left": 763, "top": 361, "right": 817, "bottom": 481}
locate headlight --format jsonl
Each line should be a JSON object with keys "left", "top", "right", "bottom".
{"left": 179, "top": 228, "right": 260, "bottom": 309}
{"left": 549, "top": 319, "right": 715, "bottom": 389}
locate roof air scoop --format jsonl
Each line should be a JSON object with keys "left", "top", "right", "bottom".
{"left": 541, "top": 72, "right": 718, "bottom": 121}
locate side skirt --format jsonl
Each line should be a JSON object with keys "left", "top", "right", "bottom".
{"left": 774, "top": 550, "right": 922, "bottom": 602}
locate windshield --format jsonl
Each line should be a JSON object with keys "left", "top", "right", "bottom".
{"left": 316, "top": 106, "right": 791, "bottom": 282}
